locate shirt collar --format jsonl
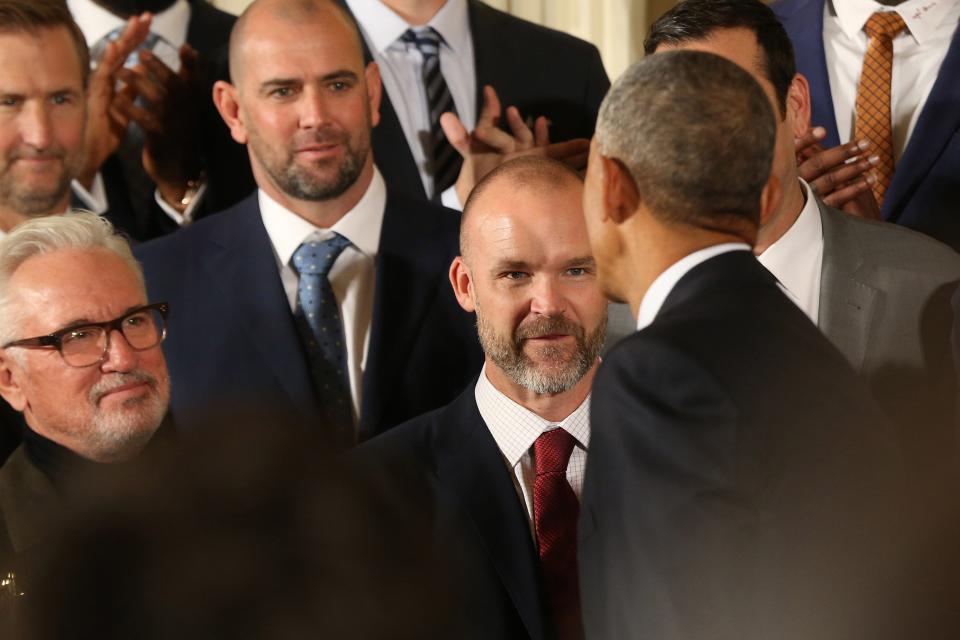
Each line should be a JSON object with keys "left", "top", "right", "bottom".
{"left": 756, "top": 179, "right": 822, "bottom": 293}
{"left": 829, "top": 0, "right": 953, "bottom": 45}
{"left": 68, "top": 0, "right": 191, "bottom": 48}
{"left": 259, "top": 168, "right": 387, "bottom": 267}
{"left": 636, "top": 243, "right": 752, "bottom": 331}
{"left": 475, "top": 365, "right": 591, "bottom": 468}
{"left": 346, "top": 0, "right": 470, "bottom": 55}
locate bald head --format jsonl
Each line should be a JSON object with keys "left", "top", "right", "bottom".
{"left": 229, "top": 0, "right": 365, "bottom": 84}
{"left": 460, "top": 156, "right": 584, "bottom": 264}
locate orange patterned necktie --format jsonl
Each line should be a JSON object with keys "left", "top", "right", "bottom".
{"left": 854, "top": 11, "right": 908, "bottom": 206}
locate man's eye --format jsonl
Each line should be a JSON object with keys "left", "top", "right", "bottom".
{"left": 567, "top": 267, "right": 591, "bottom": 277}
{"left": 0, "top": 96, "right": 20, "bottom": 107}
{"left": 270, "top": 87, "right": 294, "bottom": 98}
{"left": 504, "top": 272, "right": 528, "bottom": 280}
{"left": 329, "top": 81, "right": 349, "bottom": 92}
{"left": 51, "top": 94, "right": 73, "bottom": 106}
{"left": 124, "top": 314, "right": 148, "bottom": 327}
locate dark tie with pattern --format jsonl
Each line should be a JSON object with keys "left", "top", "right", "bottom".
{"left": 401, "top": 26, "right": 462, "bottom": 198}
{"left": 533, "top": 428, "right": 583, "bottom": 640}
{"left": 855, "top": 11, "right": 908, "bottom": 206}
{"left": 292, "top": 234, "right": 354, "bottom": 444}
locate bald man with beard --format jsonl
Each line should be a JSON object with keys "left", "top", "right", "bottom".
{"left": 358, "top": 155, "right": 606, "bottom": 640}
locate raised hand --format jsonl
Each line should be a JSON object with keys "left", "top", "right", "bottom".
{"left": 441, "top": 85, "right": 589, "bottom": 205}
{"left": 80, "top": 12, "right": 152, "bottom": 189}
{"left": 795, "top": 126, "right": 882, "bottom": 220}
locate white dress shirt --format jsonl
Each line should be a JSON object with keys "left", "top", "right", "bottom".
{"left": 474, "top": 365, "right": 590, "bottom": 534}
{"left": 68, "top": 0, "right": 207, "bottom": 224}
{"left": 823, "top": 0, "right": 960, "bottom": 160}
{"left": 637, "top": 243, "right": 752, "bottom": 331}
{"left": 259, "top": 169, "right": 387, "bottom": 419}
{"left": 346, "top": 0, "right": 476, "bottom": 208}
{"left": 757, "top": 180, "right": 824, "bottom": 324}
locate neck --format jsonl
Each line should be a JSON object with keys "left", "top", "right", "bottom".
{"left": 484, "top": 362, "right": 596, "bottom": 423}
{"left": 754, "top": 176, "right": 805, "bottom": 255}
{"left": 380, "top": 0, "right": 447, "bottom": 25}
{"left": 255, "top": 161, "right": 374, "bottom": 229}
{"left": 623, "top": 217, "right": 754, "bottom": 319}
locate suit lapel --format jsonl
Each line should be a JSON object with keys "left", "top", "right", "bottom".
{"left": 883, "top": 26, "right": 960, "bottom": 222}
{"left": 433, "top": 389, "right": 547, "bottom": 640}
{"left": 203, "top": 197, "right": 318, "bottom": 420}
{"left": 817, "top": 202, "right": 878, "bottom": 373}
{"left": 777, "top": 0, "right": 842, "bottom": 148}
{"left": 360, "top": 195, "right": 446, "bottom": 436}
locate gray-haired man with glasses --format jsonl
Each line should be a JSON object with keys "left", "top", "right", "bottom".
{"left": 0, "top": 211, "right": 170, "bottom": 578}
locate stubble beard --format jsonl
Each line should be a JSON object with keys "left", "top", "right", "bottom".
{"left": 476, "top": 303, "right": 607, "bottom": 395}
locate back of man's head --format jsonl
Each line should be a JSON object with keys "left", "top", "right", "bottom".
{"left": 0, "top": 0, "right": 90, "bottom": 86}
{"left": 644, "top": 0, "right": 795, "bottom": 117}
{"left": 596, "top": 50, "right": 776, "bottom": 231}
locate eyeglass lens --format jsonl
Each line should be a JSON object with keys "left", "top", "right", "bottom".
{"left": 61, "top": 308, "right": 165, "bottom": 367}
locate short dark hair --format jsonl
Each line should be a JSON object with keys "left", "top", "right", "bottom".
{"left": 595, "top": 50, "right": 776, "bottom": 230}
{"left": 0, "top": 0, "right": 90, "bottom": 86}
{"left": 644, "top": 0, "right": 795, "bottom": 116}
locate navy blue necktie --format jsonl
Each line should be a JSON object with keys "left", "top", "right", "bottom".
{"left": 292, "top": 234, "right": 354, "bottom": 442}
{"left": 401, "top": 26, "right": 462, "bottom": 198}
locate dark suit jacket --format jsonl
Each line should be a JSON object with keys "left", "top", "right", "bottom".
{"left": 772, "top": 0, "right": 960, "bottom": 250}
{"left": 341, "top": 0, "right": 610, "bottom": 201}
{"left": 134, "top": 188, "right": 482, "bottom": 440}
{"left": 0, "top": 446, "right": 59, "bottom": 576}
{"left": 579, "top": 251, "right": 909, "bottom": 640}
{"left": 86, "top": 0, "right": 254, "bottom": 242}
{"left": 816, "top": 201, "right": 960, "bottom": 481}
{"left": 357, "top": 383, "right": 548, "bottom": 640}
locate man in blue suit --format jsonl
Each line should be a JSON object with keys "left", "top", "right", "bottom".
{"left": 358, "top": 156, "right": 607, "bottom": 640}
{"left": 135, "top": 0, "right": 482, "bottom": 443}
{"left": 772, "top": 0, "right": 960, "bottom": 250}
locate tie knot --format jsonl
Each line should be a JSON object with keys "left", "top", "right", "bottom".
{"left": 864, "top": 11, "right": 908, "bottom": 39}
{"left": 401, "top": 26, "right": 443, "bottom": 57}
{"left": 534, "top": 428, "right": 577, "bottom": 476}
{"left": 292, "top": 234, "right": 351, "bottom": 276}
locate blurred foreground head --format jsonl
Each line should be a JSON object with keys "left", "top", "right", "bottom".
{"left": 17, "top": 408, "right": 451, "bottom": 639}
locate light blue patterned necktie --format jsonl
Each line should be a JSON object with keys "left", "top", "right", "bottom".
{"left": 292, "top": 233, "right": 354, "bottom": 442}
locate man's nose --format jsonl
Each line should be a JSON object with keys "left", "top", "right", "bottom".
{"left": 99, "top": 329, "right": 139, "bottom": 373}
{"left": 529, "top": 276, "right": 566, "bottom": 317}
{"left": 20, "top": 102, "right": 54, "bottom": 150}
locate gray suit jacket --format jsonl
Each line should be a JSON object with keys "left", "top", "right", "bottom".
{"left": 818, "top": 201, "right": 960, "bottom": 491}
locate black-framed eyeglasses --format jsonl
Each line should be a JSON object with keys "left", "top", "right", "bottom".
{"left": 2, "top": 302, "right": 169, "bottom": 368}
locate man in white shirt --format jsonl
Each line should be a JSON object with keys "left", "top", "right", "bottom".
{"left": 773, "top": 0, "right": 960, "bottom": 250}
{"left": 580, "top": 49, "right": 906, "bottom": 640}
{"left": 338, "top": 0, "right": 608, "bottom": 209}
{"left": 647, "top": 0, "right": 960, "bottom": 497}
{"left": 135, "top": 0, "right": 482, "bottom": 443}
{"left": 358, "top": 155, "right": 607, "bottom": 640}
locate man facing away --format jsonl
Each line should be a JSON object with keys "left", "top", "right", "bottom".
{"left": 135, "top": 0, "right": 482, "bottom": 444}
{"left": 579, "top": 50, "right": 911, "bottom": 640}
{"left": 358, "top": 156, "right": 606, "bottom": 640}
{"left": 647, "top": 0, "right": 960, "bottom": 505}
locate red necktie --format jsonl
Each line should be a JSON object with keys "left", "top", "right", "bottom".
{"left": 533, "top": 428, "right": 582, "bottom": 640}
{"left": 854, "top": 11, "right": 908, "bottom": 206}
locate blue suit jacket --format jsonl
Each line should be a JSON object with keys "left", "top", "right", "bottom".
{"left": 134, "top": 189, "right": 482, "bottom": 440}
{"left": 357, "top": 383, "right": 548, "bottom": 640}
{"left": 772, "top": 0, "right": 960, "bottom": 250}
